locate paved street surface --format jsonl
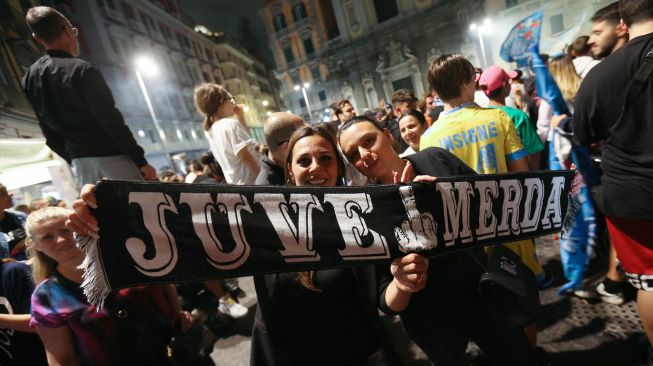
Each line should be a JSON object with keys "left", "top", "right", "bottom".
{"left": 209, "top": 235, "right": 647, "bottom": 366}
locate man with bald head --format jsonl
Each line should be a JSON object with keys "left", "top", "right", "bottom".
{"left": 255, "top": 112, "right": 305, "bottom": 185}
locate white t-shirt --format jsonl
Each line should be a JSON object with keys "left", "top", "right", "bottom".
{"left": 399, "top": 146, "right": 417, "bottom": 158}
{"left": 206, "top": 117, "right": 260, "bottom": 185}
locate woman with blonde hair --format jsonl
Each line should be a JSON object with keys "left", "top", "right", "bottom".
{"left": 27, "top": 207, "right": 191, "bottom": 365}
{"left": 194, "top": 83, "right": 261, "bottom": 185}
{"left": 537, "top": 55, "right": 582, "bottom": 141}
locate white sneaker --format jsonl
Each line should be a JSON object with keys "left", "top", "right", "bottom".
{"left": 596, "top": 282, "right": 625, "bottom": 305}
{"left": 218, "top": 295, "right": 248, "bottom": 318}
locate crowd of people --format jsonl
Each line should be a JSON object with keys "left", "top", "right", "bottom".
{"left": 0, "top": 0, "right": 651, "bottom": 365}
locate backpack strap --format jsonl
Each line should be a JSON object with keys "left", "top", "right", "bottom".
{"left": 607, "top": 46, "right": 653, "bottom": 142}
{"left": 622, "top": 47, "right": 653, "bottom": 110}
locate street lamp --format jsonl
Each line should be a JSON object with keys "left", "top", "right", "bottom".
{"left": 469, "top": 18, "right": 493, "bottom": 68}
{"left": 134, "top": 55, "right": 175, "bottom": 170}
{"left": 294, "top": 82, "right": 312, "bottom": 120}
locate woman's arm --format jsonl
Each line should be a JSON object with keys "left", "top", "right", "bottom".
{"left": 0, "top": 314, "right": 33, "bottom": 333}
{"left": 35, "top": 325, "right": 80, "bottom": 366}
{"left": 237, "top": 147, "right": 261, "bottom": 178}
{"left": 383, "top": 253, "right": 429, "bottom": 312}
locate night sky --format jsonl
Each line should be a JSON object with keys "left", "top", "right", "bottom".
{"left": 180, "top": 0, "right": 273, "bottom": 65}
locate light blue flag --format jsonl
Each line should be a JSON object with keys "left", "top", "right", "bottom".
{"left": 500, "top": 11, "right": 543, "bottom": 67}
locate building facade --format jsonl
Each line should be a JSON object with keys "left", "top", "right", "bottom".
{"left": 259, "top": 0, "right": 486, "bottom": 122}
{"left": 0, "top": 0, "right": 42, "bottom": 139}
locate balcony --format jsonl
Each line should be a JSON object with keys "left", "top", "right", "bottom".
{"left": 101, "top": 7, "right": 125, "bottom": 23}
{"left": 274, "top": 17, "right": 311, "bottom": 39}
{"left": 128, "top": 19, "right": 148, "bottom": 34}
{"left": 150, "top": 30, "right": 166, "bottom": 43}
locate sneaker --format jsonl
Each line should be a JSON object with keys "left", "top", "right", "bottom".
{"left": 218, "top": 295, "right": 248, "bottom": 318}
{"left": 596, "top": 282, "right": 625, "bottom": 305}
{"left": 572, "top": 288, "right": 593, "bottom": 299}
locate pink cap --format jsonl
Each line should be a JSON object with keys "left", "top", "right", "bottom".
{"left": 479, "top": 66, "right": 518, "bottom": 96}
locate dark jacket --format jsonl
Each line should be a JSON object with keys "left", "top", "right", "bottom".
{"left": 22, "top": 50, "right": 147, "bottom": 167}
{"left": 251, "top": 267, "right": 401, "bottom": 366}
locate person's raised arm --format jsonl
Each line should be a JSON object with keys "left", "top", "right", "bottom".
{"left": 66, "top": 184, "right": 99, "bottom": 239}
{"left": 237, "top": 147, "right": 261, "bottom": 178}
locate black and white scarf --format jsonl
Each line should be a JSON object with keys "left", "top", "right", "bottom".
{"left": 78, "top": 170, "right": 574, "bottom": 307}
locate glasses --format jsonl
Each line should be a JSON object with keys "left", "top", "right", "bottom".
{"left": 62, "top": 24, "right": 78, "bottom": 37}
{"left": 228, "top": 96, "right": 236, "bottom": 105}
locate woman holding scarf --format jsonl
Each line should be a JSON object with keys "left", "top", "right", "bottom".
{"left": 337, "top": 116, "right": 535, "bottom": 366}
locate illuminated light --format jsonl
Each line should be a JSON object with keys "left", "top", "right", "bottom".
{"left": 262, "top": 100, "right": 269, "bottom": 106}
{"left": 138, "top": 130, "right": 145, "bottom": 137}
{"left": 134, "top": 56, "right": 159, "bottom": 77}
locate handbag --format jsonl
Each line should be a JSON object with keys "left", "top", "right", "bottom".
{"left": 467, "top": 245, "right": 541, "bottom": 330}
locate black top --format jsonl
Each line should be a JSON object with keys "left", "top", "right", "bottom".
{"left": 251, "top": 266, "right": 400, "bottom": 366}
{"left": 0, "top": 261, "right": 48, "bottom": 365}
{"left": 573, "top": 32, "right": 653, "bottom": 219}
{"left": 378, "top": 148, "right": 486, "bottom": 347}
{"left": 259, "top": 156, "right": 286, "bottom": 186}
{"left": 22, "top": 50, "right": 147, "bottom": 167}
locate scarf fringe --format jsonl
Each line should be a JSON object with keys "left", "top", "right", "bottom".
{"left": 75, "top": 233, "right": 110, "bottom": 310}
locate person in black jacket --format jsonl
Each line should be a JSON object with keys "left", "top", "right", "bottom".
{"left": 22, "top": 6, "right": 156, "bottom": 185}
{"left": 255, "top": 112, "right": 305, "bottom": 185}
{"left": 338, "top": 116, "right": 534, "bottom": 366}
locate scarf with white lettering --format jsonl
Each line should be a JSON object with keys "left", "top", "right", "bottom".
{"left": 78, "top": 171, "right": 574, "bottom": 308}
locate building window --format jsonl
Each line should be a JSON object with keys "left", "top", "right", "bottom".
{"left": 148, "top": 129, "right": 157, "bottom": 143}
{"left": 299, "top": 98, "right": 306, "bottom": 108}
{"left": 293, "top": 2, "right": 308, "bottom": 22}
{"left": 550, "top": 13, "right": 564, "bottom": 34}
{"left": 303, "top": 37, "right": 315, "bottom": 55}
{"left": 178, "top": 33, "right": 190, "bottom": 48}
{"left": 273, "top": 14, "right": 287, "bottom": 31}
{"left": 122, "top": 2, "right": 135, "bottom": 20}
{"left": 318, "top": 90, "right": 327, "bottom": 101}
{"left": 311, "top": 64, "right": 320, "bottom": 79}
{"left": 457, "top": 10, "right": 468, "bottom": 24}
{"left": 373, "top": 0, "right": 398, "bottom": 23}
{"left": 283, "top": 46, "right": 294, "bottom": 63}
{"left": 505, "top": 0, "right": 519, "bottom": 7}
{"left": 202, "top": 70, "right": 212, "bottom": 82}
{"left": 159, "top": 24, "right": 171, "bottom": 39}
{"left": 392, "top": 77, "right": 413, "bottom": 92}
{"left": 97, "top": 0, "right": 117, "bottom": 10}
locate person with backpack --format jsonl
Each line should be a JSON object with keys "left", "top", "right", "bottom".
{"left": 571, "top": 0, "right": 653, "bottom": 360}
